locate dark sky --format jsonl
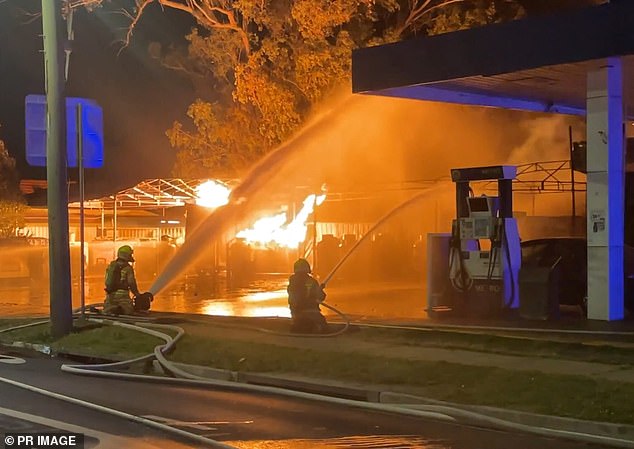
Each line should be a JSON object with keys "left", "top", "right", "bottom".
{"left": 0, "top": 0, "right": 600, "bottom": 203}
{"left": 0, "top": 0, "right": 195, "bottom": 202}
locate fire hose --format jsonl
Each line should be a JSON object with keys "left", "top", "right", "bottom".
{"left": 2, "top": 316, "right": 634, "bottom": 448}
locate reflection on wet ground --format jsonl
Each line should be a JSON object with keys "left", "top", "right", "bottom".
{"left": 228, "top": 435, "right": 447, "bottom": 448}
{"left": 0, "top": 274, "right": 428, "bottom": 321}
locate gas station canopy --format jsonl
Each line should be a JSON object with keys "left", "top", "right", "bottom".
{"left": 352, "top": 0, "right": 634, "bottom": 321}
{"left": 352, "top": 1, "right": 634, "bottom": 116}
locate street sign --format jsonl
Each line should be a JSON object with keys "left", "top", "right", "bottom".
{"left": 25, "top": 95, "right": 104, "bottom": 168}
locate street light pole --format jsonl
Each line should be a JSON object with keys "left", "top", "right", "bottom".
{"left": 42, "top": 0, "right": 73, "bottom": 337}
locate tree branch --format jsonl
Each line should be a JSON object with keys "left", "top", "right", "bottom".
{"left": 117, "top": 0, "right": 154, "bottom": 52}
{"left": 68, "top": 0, "right": 103, "bottom": 8}
{"left": 70, "top": 0, "right": 251, "bottom": 55}
{"left": 397, "top": 0, "right": 467, "bottom": 36}
{"left": 156, "top": 0, "right": 251, "bottom": 54}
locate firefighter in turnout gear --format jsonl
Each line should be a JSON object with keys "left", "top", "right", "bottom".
{"left": 287, "top": 258, "right": 327, "bottom": 333}
{"left": 104, "top": 245, "right": 141, "bottom": 315}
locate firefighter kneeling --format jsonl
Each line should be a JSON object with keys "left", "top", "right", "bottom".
{"left": 104, "top": 245, "right": 153, "bottom": 315}
{"left": 287, "top": 258, "right": 327, "bottom": 334}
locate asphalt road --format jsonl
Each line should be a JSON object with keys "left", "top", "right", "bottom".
{"left": 0, "top": 379, "right": 198, "bottom": 449}
{"left": 0, "top": 350, "right": 607, "bottom": 449}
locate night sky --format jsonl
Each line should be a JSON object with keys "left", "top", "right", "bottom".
{"left": 0, "top": 0, "right": 195, "bottom": 202}
{"left": 0, "top": 0, "right": 599, "bottom": 204}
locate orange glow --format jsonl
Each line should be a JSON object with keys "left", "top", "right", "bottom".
{"left": 236, "top": 194, "right": 326, "bottom": 249}
{"left": 195, "top": 180, "right": 231, "bottom": 209}
{"left": 243, "top": 290, "right": 287, "bottom": 302}
{"left": 246, "top": 306, "right": 291, "bottom": 318}
{"left": 201, "top": 302, "right": 234, "bottom": 316}
{"left": 199, "top": 300, "right": 290, "bottom": 318}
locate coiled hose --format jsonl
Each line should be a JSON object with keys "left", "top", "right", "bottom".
{"left": 1, "top": 314, "right": 634, "bottom": 448}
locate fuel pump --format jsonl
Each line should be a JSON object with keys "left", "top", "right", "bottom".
{"left": 427, "top": 166, "right": 521, "bottom": 317}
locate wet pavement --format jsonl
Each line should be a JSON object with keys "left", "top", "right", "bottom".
{"left": 5, "top": 271, "right": 633, "bottom": 332}
{"left": 0, "top": 358, "right": 198, "bottom": 448}
{"left": 0, "top": 355, "right": 607, "bottom": 449}
{"left": 0, "top": 274, "right": 429, "bottom": 321}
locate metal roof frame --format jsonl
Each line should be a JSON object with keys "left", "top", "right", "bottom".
{"left": 69, "top": 178, "right": 237, "bottom": 210}
{"left": 70, "top": 159, "right": 583, "bottom": 213}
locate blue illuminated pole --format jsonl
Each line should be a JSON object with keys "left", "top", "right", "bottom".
{"left": 42, "top": 0, "right": 73, "bottom": 337}
{"left": 586, "top": 57, "right": 625, "bottom": 320}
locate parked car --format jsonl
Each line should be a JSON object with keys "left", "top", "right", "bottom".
{"left": 520, "top": 237, "right": 634, "bottom": 314}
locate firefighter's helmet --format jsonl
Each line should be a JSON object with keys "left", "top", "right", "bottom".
{"left": 293, "top": 258, "right": 311, "bottom": 274}
{"left": 117, "top": 245, "right": 135, "bottom": 263}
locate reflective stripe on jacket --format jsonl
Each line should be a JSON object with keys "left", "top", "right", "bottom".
{"left": 287, "top": 272, "right": 325, "bottom": 311}
{"left": 105, "top": 259, "right": 140, "bottom": 298}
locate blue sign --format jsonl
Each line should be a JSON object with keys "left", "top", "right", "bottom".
{"left": 25, "top": 95, "right": 104, "bottom": 168}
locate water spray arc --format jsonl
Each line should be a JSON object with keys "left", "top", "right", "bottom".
{"left": 148, "top": 95, "right": 358, "bottom": 296}
{"left": 321, "top": 184, "right": 446, "bottom": 287}
{"left": 147, "top": 92, "right": 578, "bottom": 316}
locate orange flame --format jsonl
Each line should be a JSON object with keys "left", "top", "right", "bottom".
{"left": 236, "top": 194, "right": 326, "bottom": 249}
{"left": 195, "top": 180, "right": 231, "bottom": 208}
{"left": 195, "top": 179, "right": 326, "bottom": 249}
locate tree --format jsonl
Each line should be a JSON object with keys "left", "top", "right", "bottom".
{"left": 392, "top": 0, "right": 523, "bottom": 37}
{"left": 0, "top": 138, "right": 26, "bottom": 239}
{"left": 73, "top": 0, "right": 524, "bottom": 176}
{"left": 156, "top": 0, "right": 382, "bottom": 175}
{"left": 151, "top": 0, "right": 524, "bottom": 176}
{"left": 422, "top": 0, "right": 524, "bottom": 36}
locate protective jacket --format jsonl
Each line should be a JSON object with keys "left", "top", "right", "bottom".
{"left": 104, "top": 258, "right": 140, "bottom": 300}
{"left": 287, "top": 272, "right": 325, "bottom": 313}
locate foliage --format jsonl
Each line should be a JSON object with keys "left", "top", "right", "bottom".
{"left": 0, "top": 139, "right": 25, "bottom": 238}
{"left": 0, "top": 139, "right": 21, "bottom": 200}
{"left": 77, "top": 0, "right": 524, "bottom": 176}
{"left": 424, "top": 0, "right": 524, "bottom": 36}
{"left": 155, "top": 0, "right": 520, "bottom": 176}
{"left": 0, "top": 201, "right": 26, "bottom": 239}
{"left": 166, "top": 100, "right": 265, "bottom": 177}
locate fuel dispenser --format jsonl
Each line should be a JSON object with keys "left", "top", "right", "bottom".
{"left": 427, "top": 166, "right": 521, "bottom": 317}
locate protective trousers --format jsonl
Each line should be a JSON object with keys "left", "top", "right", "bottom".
{"left": 104, "top": 291, "right": 135, "bottom": 315}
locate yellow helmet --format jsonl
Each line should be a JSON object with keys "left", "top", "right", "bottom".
{"left": 117, "top": 245, "right": 135, "bottom": 262}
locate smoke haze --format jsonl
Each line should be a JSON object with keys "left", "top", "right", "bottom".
{"left": 150, "top": 93, "right": 584, "bottom": 294}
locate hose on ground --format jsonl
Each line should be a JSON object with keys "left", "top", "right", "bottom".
{"left": 346, "top": 320, "right": 634, "bottom": 337}
{"left": 196, "top": 301, "right": 350, "bottom": 338}
{"left": 61, "top": 320, "right": 634, "bottom": 449}
{"left": 0, "top": 317, "right": 235, "bottom": 449}
{"left": 79, "top": 301, "right": 350, "bottom": 339}
{"left": 2, "top": 316, "right": 634, "bottom": 448}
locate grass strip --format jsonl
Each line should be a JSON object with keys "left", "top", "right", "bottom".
{"left": 0, "top": 322, "right": 162, "bottom": 358}
{"left": 169, "top": 333, "right": 634, "bottom": 425}
{"left": 178, "top": 316, "right": 634, "bottom": 366}
{"left": 358, "top": 327, "right": 634, "bottom": 366}
{"left": 3, "top": 318, "right": 634, "bottom": 425}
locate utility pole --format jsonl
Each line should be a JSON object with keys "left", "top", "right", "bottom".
{"left": 42, "top": 0, "right": 73, "bottom": 337}
{"left": 312, "top": 194, "right": 317, "bottom": 270}
{"left": 568, "top": 126, "right": 577, "bottom": 219}
{"left": 77, "top": 102, "right": 86, "bottom": 319}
